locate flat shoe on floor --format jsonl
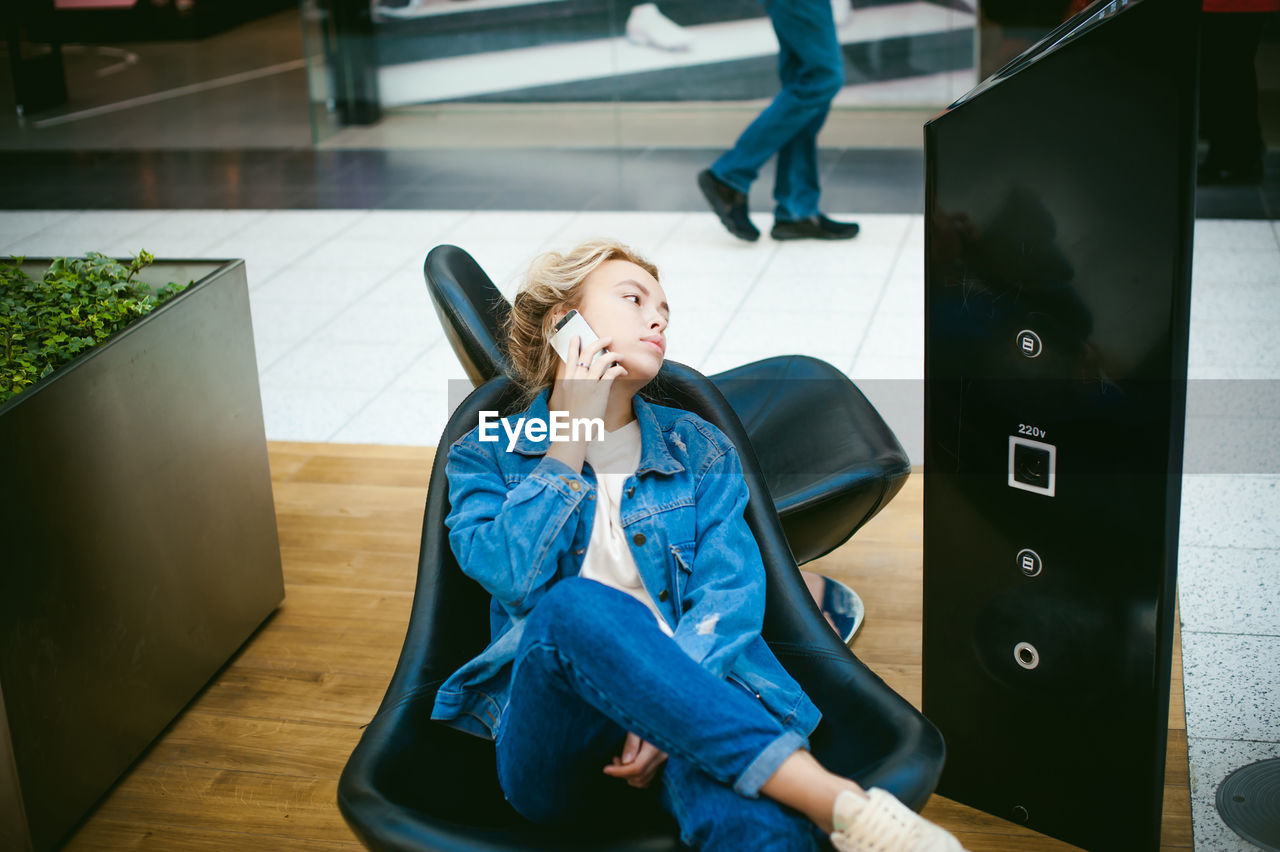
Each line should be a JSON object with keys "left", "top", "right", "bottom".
{"left": 771, "top": 214, "right": 861, "bottom": 240}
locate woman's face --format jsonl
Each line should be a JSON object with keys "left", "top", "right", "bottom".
{"left": 568, "top": 259, "right": 669, "bottom": 384}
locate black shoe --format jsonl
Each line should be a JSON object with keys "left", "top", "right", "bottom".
{"left": 771, "top": 214, "right": 860, "bottom": 241}
{"left": 698, "top": 169, "right": 759, "bottom": 242}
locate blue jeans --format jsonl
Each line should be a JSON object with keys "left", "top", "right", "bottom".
{"left": 711, "top": 0, "right": 845, "bottom": 222}
{"left": 496, "top": 578, "right": 820, "bottom": 851}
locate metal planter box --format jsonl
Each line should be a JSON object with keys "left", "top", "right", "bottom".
{"left": 0, "top": 259, "right": 284, "bottom": 852}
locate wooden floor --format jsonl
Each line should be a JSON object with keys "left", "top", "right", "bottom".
{"left": 63, "top": 442, "right": 1191, "bottom": 851}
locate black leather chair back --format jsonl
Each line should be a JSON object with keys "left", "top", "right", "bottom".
{"left": 424, "top": 244, "right": 511, "bottom": 386}
{"left": 337, "top": 365, "right": 945, "bottom": 851}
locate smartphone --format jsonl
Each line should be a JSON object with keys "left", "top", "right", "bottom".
{"left": 549, "top": 310, "right": 607, "bottom": 365}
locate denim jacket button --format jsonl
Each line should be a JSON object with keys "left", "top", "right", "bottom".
{"left": 574, "top": 548, "right": 586, "bottom": 556}
{"left": 658, "top": 589, "right": 669, "bottom": 602}
{"left": 626, "top": 486, "right": 635, "bottom": 498}
{"left": 632, "top": 533, "right": 646, "bottom": 545}
{"left": 568, "top": 480, "right": 581, "bottom": 492}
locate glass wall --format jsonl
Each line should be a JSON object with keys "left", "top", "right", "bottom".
{"left": 303, "top": 0, "right": 980, "bottom": 147}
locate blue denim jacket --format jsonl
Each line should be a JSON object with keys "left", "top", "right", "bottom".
{"left": 430, "top": 389, "right": 822, "bottom": 742}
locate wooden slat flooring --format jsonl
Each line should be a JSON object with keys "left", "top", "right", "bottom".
{"left": 63, "top": 442, "right": 1191, "bottom": 851}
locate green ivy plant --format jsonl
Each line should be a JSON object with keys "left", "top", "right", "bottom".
{"left": 1, "top": 251, "right": 191, "bottom": 406}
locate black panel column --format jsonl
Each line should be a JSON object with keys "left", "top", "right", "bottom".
{"left": 922, "top": 1, "right": 1199, "bottom": 850}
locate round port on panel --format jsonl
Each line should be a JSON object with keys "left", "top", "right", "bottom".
{"left": 1014, "top": 641, "right": 1040, "bottom": 670}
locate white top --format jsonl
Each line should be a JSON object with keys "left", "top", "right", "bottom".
{"left": 579, "top": 420, "right": 675, "bottom": 638}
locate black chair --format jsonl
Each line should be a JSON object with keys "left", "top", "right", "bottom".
{"left": 423, "top": 244, "right": 911, "bottom": 567}
{"left": 337, "top": 365, "right": 945, "bottom": 851}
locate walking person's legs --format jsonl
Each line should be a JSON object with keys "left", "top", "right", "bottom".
{"left": 709, "top": 0, "right": 843, "bottom": 196}
{"left": 700, "top": 0, "right": 858, "bottom": 240}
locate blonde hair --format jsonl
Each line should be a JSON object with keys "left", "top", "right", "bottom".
{"left": 506, "top": 239, "right": 659, "bottom": 402}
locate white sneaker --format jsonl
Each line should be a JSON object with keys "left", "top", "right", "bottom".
{"left": 829, "top": 789, "right": 968, "bottom": 852}
{"left": 832, "top": 0, "right": 854, "bottom": 28}
{"left": 625, "top": 3, "right": 695, "bottom": 52}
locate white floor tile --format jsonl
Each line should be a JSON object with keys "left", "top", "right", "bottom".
{"left": 251, "top": 338, "right": 297, "bottom": 374}
{"left": 4, "top": 232, "right": 151, "bottom": 259}
{"left": 341, "top": 209, "right": 470, "bottom": 242}
{"left": 1188, "top": 362, "right": 1280, "bottom": 381}
{"left": 57, "top": 210, "right": 168, "bottom": 237}
{"left": 1180, "top": 475, "right": 1280, "bottom": 549}
{"left": 252, "top": 210, "right": 369, "bottom": 241}
{"left": 1179, "top": 547, "right": 1280, "bottom": 636}
{"left": 857, "top": 312, "right": 922, "bottom": 361}
{"left": 199, "top": 235, "right": 324, "bottom": 286}
{"left": 659, "top": 241, "right": 779, "bottom": 280}
{"left": 446, "top": 211, "right": 577, "bottom": 248}
{"left": 311, "top": 293, "right": 441, "bottom": 348}
{"left": 250, "top": 264, "right": 390, "bottom": 306}
{"left": 248, "top": 298, "right": 352, "bottom": 347}
{"left": 292, "top": 235, "right": 431, "bottom": 271}
{"left": 1192, "top": 249, "right": 1280, "bottom": 288}
{"left": 259, "top": 386, "right": 375, "bottom": 443}
{"left": 460, "top": 237, "right": 568, "bottom": 292}
{"left": 366, "top": 262, "right": 433, "bottom": 305}
{"left": 659, "top": 213, "right": 777, "bottom": 249}
{"left": 329, "top": 388, "right": 453, "bottom": 446}
{"left": 260, "top": 340, "right": 428, "bottom": 391}
{"left": 849, "top": 354, "right": 923, "bottom": 381}
{"left": 1182, "top": 632, "right": 1280, "bottom": 741}
{"left": 835, "top": 213, "right": 914, "bottom": 247}
{"left": 557, "top": 211, "right": 684, "bottom": 252}
{"left": 659, "top": 274, "right": 752, "bottom": 319}
{"left": 741, "top": 273, "right": 884, "bottom": 315}
{"left": 700, "top": 345, "right": 854, "bottom": 378}
{"left": 0, "top": 211, "right": 75, "bottom": 243}
{"left": 129, "top": 210, "right": 268, "bottom": 248}
{"left": 770, "top": 239, "right": 901, "bottom": 280}
{"left": 1188, "top": 737, "right": 1280, "bottom": 852}
{"left": 1189, "top": 320, "right": 1280, "bottom": 372}
{"left": 1182, "top": 415, "right": 1280, "bottom": 475}
{"left": 1194, "top": 219, "right": 1280, "bottom": 252}
{"left": 717, "top": 309, "right": 870, "bottom": 363}
{"left": 386, "top": 342, "right": 474, "bottom": 394}
{"left": 1185, "top": 379, "right": 1280, "bottom": 420}
{"left": 877, "top": 274, "right": 924, "bottom": 316}
{"left": 1190, "top": 281, "right": 1280, "bottom": 323}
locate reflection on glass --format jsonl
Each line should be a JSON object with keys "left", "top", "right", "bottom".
{"left": 351, "top": 0, "right": 979, "bottom": 141}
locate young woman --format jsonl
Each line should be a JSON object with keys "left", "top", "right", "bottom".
{"left": 431, "top": 240, "right": 963, "bottom": 851}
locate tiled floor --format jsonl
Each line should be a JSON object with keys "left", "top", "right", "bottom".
{"left": 3, "top": 208, "right": 1279, "bottom": 851}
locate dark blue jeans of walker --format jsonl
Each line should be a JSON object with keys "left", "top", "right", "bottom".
{"left": 496, "top": 578, "right": 822, "bottom": 851}
{"left": 711, "top": 0, "right": 845, "bottom": 222}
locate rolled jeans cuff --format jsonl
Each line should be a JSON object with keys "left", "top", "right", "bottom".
{"left": 732, "top": 729, "right": 808, "bottom": 798}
